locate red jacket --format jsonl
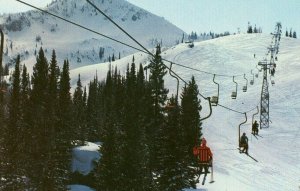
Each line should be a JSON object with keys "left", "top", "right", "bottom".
{"left": 193, "top": 140, "right": 213, "bottom": 163}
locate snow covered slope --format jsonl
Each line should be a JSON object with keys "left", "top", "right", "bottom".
{"left": 70, "top": 33, "right": 300, "bottom": 191}
{"left": 0, "top": 0, "right": 184, "bottom": 69}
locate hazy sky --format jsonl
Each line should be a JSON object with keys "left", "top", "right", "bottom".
{"left": 1, "top": 0, "right": 299, "bottom": 34}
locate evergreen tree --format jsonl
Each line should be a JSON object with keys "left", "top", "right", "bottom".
{"left": 293, "top": 31, "right": 297, "bottom": 38}
{"left": 73, "top": 74, "right": 86, "bottom": 145}
{"left": 157, "top": 96, "right": 190, "bottom": 190}
{"left": 253, "top": 25, "right": 258, "bottom": 33}
{"left": 147, "top": 44, "right": 169, "bottom": 175}
{"left": 181, "top": 76, "right": 202, "bottom": 157}
{"left": 180, "top": 76, "right": 203, "bottom": 188}
{"left": 289, "top": 29, "right": 292, "bottom": 37}
{"left": 112, "top": 53, "right": 115, "bottom": 62}
{"left": 95, "top": 67, "right": 125, "bottom": 191}
{"left": 86, "top": 77, "right": 99, "bottom": 141}
{"left": 247, "top": 22, "right": 252, "bottom": 33}
{"left": 135, "top": 64, "right": 155, "bottom": 190}
{"left": 2, "top": 55, "right": 28, "bottom": 190}
{"left": 285, "top": 29, "right": 288, "bottom": 37}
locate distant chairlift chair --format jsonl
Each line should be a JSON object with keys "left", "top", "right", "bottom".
{"left": 243, "top": 74, "right": 248, "bottom": 92}
{"left": 250, "top": 70, "right": 254, "bottom": 85}
{"left": 211, "top": 74, "right": 219, "bottom": 106}
{"left": 231, "top": 76, "right": 238, "bottom": 99}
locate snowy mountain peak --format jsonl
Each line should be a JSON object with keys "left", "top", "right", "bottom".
{"left": 0, "top": 0, "right": 184, "bottom": 69}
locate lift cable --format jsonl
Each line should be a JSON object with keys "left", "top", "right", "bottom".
{"left": 17, "top": 0, "right": 261, "bottom": 115}
{"left": 15, "top": 0, "right": 147, "bottom": 53}
{"left": 18, "top": 0, "right": 256, "bottom": 81}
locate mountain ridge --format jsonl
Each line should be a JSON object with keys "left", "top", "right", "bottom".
{"left": 0, "top": 0, "right": 185, "bottom": 69}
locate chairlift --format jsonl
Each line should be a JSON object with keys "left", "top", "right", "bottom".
{"left": 271, "top": 80, "right": 275, "bottom": 85}
{"left": 185, "top": 41, "right": 194, "bottom": 48}
{"left": 211, "top": 74, "right": 219, "bottom": 106}
{"left": 252, "top": 106, "right": 259, "bottom": 127}
{"left": 238, "top": 113, "right": 247, "bottom": 149}
{"left": 242, "top": 74, "right": 248, "bottom": 92}
{"left": 250, "top": 70, "right": 254, "bottom": 85}
{"left": 270, "top": 75, "right": 275, "bottom": 86}
{"left": 231, "top": 76, "right": 237, "bottom": 99}
{"left": 188, "top": 42, "right": 194, "bottom": 48}
{"left": 256, "top": 64, "right": 262, "bottom": 72}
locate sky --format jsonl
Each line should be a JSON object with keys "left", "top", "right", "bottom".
{"left": 1, "top": 0, "right": 299, "bottom": 34}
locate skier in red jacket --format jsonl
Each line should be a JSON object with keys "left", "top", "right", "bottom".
{"left": 193, "top": 138, "right": 213, "bottom": 174}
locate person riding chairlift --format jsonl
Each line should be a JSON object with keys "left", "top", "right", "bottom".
{"left": 240, "top": 132, "right": 249, "bottom": 154}
{"left": 193, "top": 138, "right": 213, "bottom": 175}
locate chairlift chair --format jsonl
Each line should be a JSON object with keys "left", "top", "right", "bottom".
{"left": 211, "top": 74, "right": 219, "bottom": 106}
{"left": 250, "top": 70, "right": 254, "bottom": 85}
{"left": 238, "top": 113, "right": 247, "bottom": 150}
{"left": 271, "top": 80, "right": 275, "bottom": 85}
{"left": 231, "top": 76, "right": 238, "bottom": 99}
{"left": 211, "top": 96, "right": 218, "bottom": 106}
{"left": 243, "top": 74, "right": 248, "bottom": 92}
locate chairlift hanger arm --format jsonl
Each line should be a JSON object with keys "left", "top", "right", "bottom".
{"left": 200, "top": 97, "right": 212, "bottom": 122}
{"left": 213, "top": 74, "right": 220, "bottom": 97}
{"left": 252, "top": 106, "right": 259, "bottom": 125}
{"left": 238, "top": 112, "right": 247, "bottom": 146}
{"left": 244, "top": 74, "right": 248, "bottom": 86}
{"left": 169, "top": 62, "right": 179, "bottom": 101}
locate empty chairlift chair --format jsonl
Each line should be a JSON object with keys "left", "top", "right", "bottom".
{"left": 270, "top": 76, "right": 275, "bottom": 85}
{"left": 250, "top": 70, "right": 254, "bottom": 85}
{"left": 231, "top": 76, "right": 238, "bottom": 99}
{"left": 211, "top": 74, "right": 219, "bottom": 106}
{"left": 243, "top": 74, "right": 248, "bottom": 92}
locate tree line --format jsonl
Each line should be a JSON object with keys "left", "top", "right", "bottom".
{"left": 0, "top": 45, "right": 204, "bottom": 190}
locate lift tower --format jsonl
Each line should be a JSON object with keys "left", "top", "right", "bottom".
{"left": 258, "top": 23, "right": 281, "bottom": 129}
{"left": 258, "top": 59, "right": 270, "bottom": 129}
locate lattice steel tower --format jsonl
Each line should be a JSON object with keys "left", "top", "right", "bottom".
{"left": 258, "top": 23, "right": 281, "bottom": 129}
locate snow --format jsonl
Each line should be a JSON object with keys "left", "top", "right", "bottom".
{"left": 0, "top": 0, "right": 184, "bottom": 69}
{"left": 72, "top": 142, "right": 101, "bottom": 175}
{"left": 68, "top": 184, "right": 95, "bottom": 191}
{"left": 70, "top": 33, "right": 300, "bottom": 191}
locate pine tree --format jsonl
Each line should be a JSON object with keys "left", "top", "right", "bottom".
{"left": 73, "top": 74, "right": 86, "bottom": 145}
{"left": 95, "top": 67, "right": 125, "bottom": 191}
{"left": 55, "top": 59, "right": 73, "bottom": 190}
{"left": 253, "top": 25, "right": 258, "bottom": 33}
{"left": 86, "top": 77, "right": 99, "bottom": 141}
{"left": 285, "top": 29, "right": 288, "bottom": 37}
{"left": 27, "top": 47, "right": 52, "bottom": 190}
{"left": 181, "top": 76, "right": 202, "bottom": 156}
{"left": 289, "top": 29, "right": 292, "bottom": 37}
{"left": 147, "top": 44, "right": 169, "bottom": 176}
{"left": 293, "top": 31, "right": 297, "bottom": 38}
{"left": 2, "top": 55, "right": 28, "bottom": 190}
{"left": 180, "top": 76, "right": 203, "bottom": 188}
{"left": 135, "top": 64, "right": 155, "bottom": 190}
{"left": 112, "top": 53, "right": 115, "bottom": 61}
{"left": 157, "top": 96, "right": 189, "bottom": 190}
{"left": 247, "top": 25, "right": 253, "bottom": 33}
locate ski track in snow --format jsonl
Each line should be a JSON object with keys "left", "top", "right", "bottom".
{"left": 70, "top": 33, "right": 300, "bottom": 191}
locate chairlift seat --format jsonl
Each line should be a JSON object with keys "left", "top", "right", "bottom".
{"left": 255, "top": 74, "right": 258, "bottom": 78}
{"left": 242, "top": 86, "right": 247, "bottom": 92}
{"left": 188, "top": 43, "right": 194, "bottom": 48}
{"left": 211, "top": 96, "right": 218, "bottom": 106}
{"left": 231, "top": 92, "right": 237, "bottom": 99}
{"left": 271, "top": 80, "right": 275, "bottom": 85}
{"left": 250, "top": 80, "right": 254, "bottom": 85}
